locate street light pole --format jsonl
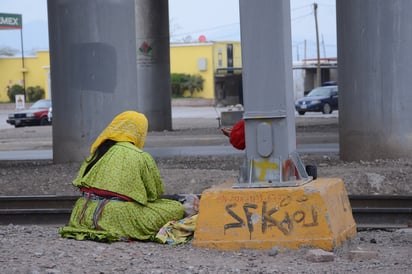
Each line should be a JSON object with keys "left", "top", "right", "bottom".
{"left": 20, "top": 27, "right": 26, "bottom": 100}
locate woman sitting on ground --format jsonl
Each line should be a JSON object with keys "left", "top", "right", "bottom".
{"left": 59, "top": 111, "right": 185, "bottom": 242}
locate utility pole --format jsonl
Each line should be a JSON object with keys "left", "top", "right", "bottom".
{"left": 304, "top": 39, "right": 307, "bottom": 64}
{"left": 322, "top": 34, "right": 326, "bottom": 58}
{"left": 314, "top": 2, "right": 321, "bottom": 87}
{"left": 296, "top": 44, "right": 300, "bottom": 61}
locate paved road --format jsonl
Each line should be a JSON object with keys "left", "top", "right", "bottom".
{"left": 0, "top": 106, "right": 338, "bottom": 129}
{"left": 1, "top": 106, "right": 225, "bottom": 130}
{"left": 0, "top": 143, "right": 340, "bottom": 161}
{"left": 0, "top": 107, "right": 339, "bottom": 160}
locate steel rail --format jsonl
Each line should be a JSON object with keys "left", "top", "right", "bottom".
{"left": 0, "top": 195, "right": 411, "bottom": 229}
{"left": 348, "top": 195, "right": 412, "bottom": 229}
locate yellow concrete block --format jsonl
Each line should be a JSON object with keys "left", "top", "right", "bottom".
{"left": 193, "top": 178, "right": 356, "bottom": 251}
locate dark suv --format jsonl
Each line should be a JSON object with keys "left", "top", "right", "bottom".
{"left": 295, "top": 85, "right": 338, "bottom": 115}
{"left": 6, "top": 99, "right": 52, "bottom": 127}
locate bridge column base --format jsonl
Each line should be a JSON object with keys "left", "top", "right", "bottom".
{"left": 192, "top": 178, "right": 356, "bottom": 251}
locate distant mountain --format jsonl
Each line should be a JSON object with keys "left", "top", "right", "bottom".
{"left": 0, "top": 20, "right": 49, "bottom": 56}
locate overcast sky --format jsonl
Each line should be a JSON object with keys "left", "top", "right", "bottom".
{"left": 0, "top": 0, "right": 337, "bottom": 60}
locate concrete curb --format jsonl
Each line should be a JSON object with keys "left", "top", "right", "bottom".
{"left": 171, "top": 98, "right": 214, "bottom": 107}
{"left": 1, "top": 98, "right": 215, "bottom": 110}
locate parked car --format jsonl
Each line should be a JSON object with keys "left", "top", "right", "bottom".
{"left": 295, "top": 85, "right": 338, "bottom": 115}
{"left": 6, "top": 99, "right": 52, "bottom": 128}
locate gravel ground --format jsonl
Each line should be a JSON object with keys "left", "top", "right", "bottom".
{"left": 1, "top": 225, "right": 411, "bottom": 273}
{"left": 1, "top": 153, "right": 411, "bottom": 197}
{"left": 1, "top": 118, "right": 411, "bottom": 273}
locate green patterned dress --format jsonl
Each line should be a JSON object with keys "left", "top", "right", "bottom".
{"left": 59, "top": 142, "right": 184, "bottom": 242}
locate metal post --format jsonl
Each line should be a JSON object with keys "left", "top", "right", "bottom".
{"left": 236, "top": 0, "right": 310, "bottom": 188}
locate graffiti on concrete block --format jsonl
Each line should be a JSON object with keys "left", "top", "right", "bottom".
{"left": 223, "top": 195, "right": 319, "bottom": 239}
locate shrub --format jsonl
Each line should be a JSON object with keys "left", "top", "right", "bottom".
{"left": 7, "top": 84, "right": 25, "bottom": 103}
{"left": 26, "top": 86, "right": 45, "bottom": 102}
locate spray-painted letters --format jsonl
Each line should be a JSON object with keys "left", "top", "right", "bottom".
{"left": 223, "top": 195, "right": 319, "bottom": 238}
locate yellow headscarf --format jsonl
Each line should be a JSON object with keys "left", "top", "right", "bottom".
{"left": 90, "top": 111, "right": 148, "bottom": 154}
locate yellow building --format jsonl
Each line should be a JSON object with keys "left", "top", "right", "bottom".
{"left": 0, "top": 42, "right": 242, "bottom": 104}
{"left": 170, "top": 41, "right": 242, "bottom": 102}
{"left": 0, "top": 50, "right": 50, "bottom": 102}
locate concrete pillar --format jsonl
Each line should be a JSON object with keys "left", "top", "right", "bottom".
{"left": 337, "top": 0, "right": 412, "bottom": 160}
{"left": 135, "top": 0, "right": 172, "bottom": 131}
{"left": 238, "top": 0, "right": 306, "bottom": 185}
{"left": 48, "top": 0, "right": 171, "bottom": 163}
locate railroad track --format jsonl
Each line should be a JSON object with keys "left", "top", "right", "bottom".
{"left": 349, "top": 195, "right": 412, "bottom": 229}
{"left": 0, "top": 195, "right": 411, "bottom": 229}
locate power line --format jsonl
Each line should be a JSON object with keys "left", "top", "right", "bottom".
{"left": 170, "top": 22, "right": 239, "bottom": 39}
{"left": 316, "top": 0, "right": 336, "bottom": 8}
{"left": 291, "top": 11, "right": 313, "bottom": 22}
{"left": 291, "top": 3, "right": 312, "bottom": 12}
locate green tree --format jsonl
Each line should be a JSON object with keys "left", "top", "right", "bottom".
{"left": 170, "top": 73, "right": 204, "bottom": 97}
{"left": 171, "top": 73, "right": 187, "bottom": 98}
{"left": 182, "top": 74, "right": 204, "bottom": 96}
